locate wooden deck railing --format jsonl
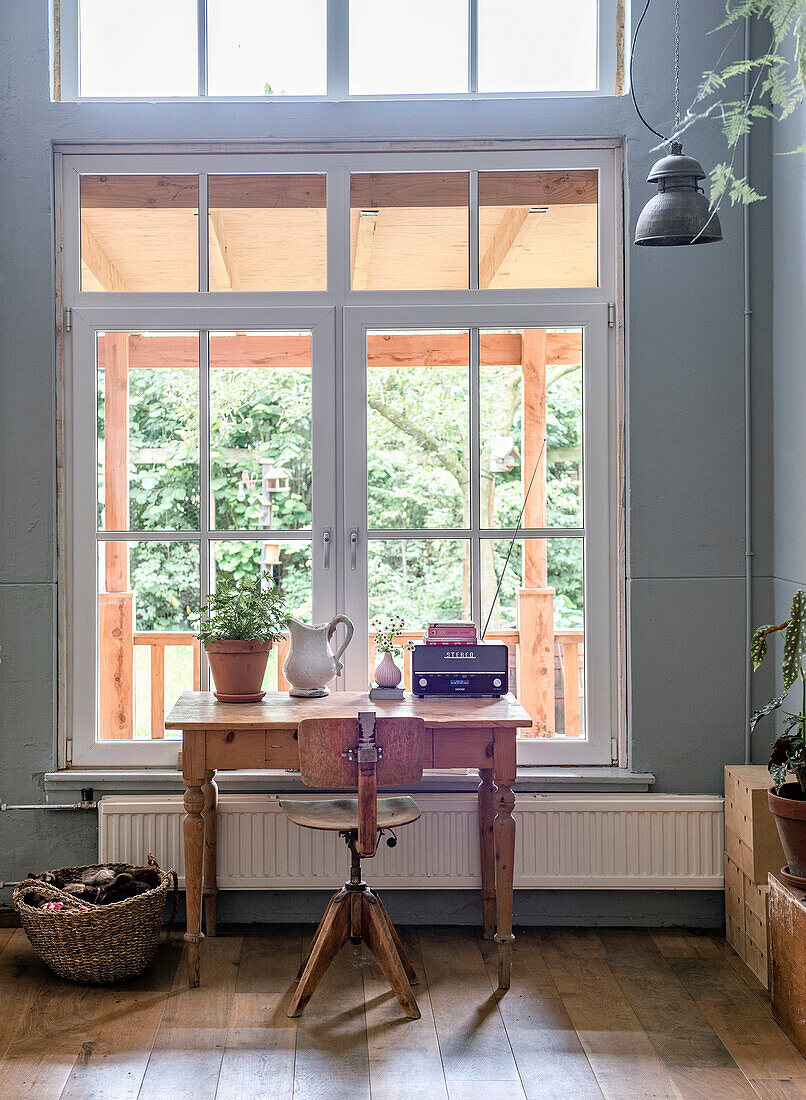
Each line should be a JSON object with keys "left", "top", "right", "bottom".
{"left": 132, "top": 628, "right": 584, "bottom": 740}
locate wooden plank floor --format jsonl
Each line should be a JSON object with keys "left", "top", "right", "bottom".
{"left": 0, "top": 925, "right": 804, "bottom": 1099}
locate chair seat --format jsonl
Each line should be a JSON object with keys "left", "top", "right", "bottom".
{"left": 279, "top": 795, "right": 420, "bottom": 832}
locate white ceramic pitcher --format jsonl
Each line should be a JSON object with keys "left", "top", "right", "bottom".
{"left": 282, "top": 615, "right": 355, "bottom": 697}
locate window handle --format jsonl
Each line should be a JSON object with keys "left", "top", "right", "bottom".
{"left": 349, "top": 526, "right": 359, "bottom": 570}
{"left": 322, "top": 527, "right": 331, "bottom": 570}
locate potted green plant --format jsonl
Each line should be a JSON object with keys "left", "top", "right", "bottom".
{"left": 196, "top": 570, "right": 289, "bottom": 703}
{"left": 750, "top": 589, "right": 806, "bottom": 879}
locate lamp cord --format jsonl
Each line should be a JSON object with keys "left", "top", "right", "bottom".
{"left": 630, "top": 0, "right": 678, "bottom": 144}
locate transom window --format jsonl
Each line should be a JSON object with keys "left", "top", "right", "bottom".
{"left": 58, "top": 146, "right": 621, "bottom": 769}
{"left": 56, "top": 1, "right": 620, "bottom": 100}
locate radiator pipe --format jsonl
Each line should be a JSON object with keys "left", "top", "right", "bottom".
{"left": 0, "top": 788, "right": 96, "bottom": 812}
{"left": 743, "top": 14, "right": 754, "bottom": 765}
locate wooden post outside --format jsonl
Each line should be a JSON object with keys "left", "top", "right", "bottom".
{"left": 98, "top": 592, "right": 135, "bottom": 740}
{"left": 562, "top": 640, "right": 581, "bottom": 737}
{"left": 522, "top": 329, "right": 548, "bottom": 588}
{"left": 518, "top": 329, "right": 555, "bottom": 737}
{"left": 99, "top": 332, "right": 135, "bottom": 739}
{"left": 150, "top": 643, "right": 165, "bottom": 739}
{"left": 517, "top": 587, "right": 556, "bottom": 737}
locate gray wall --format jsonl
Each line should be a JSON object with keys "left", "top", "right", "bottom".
{"left": 752, "top": 71, "right": 806, "bottom": 761}
{"left": 0, "top": 0, "right": 760, "bottom": 922}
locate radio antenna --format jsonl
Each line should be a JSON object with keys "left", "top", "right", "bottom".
{"left": 481, "top": 437, "right": 547, "bottom": 642}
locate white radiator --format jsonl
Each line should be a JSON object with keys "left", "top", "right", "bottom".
{"left": 98, "top": 792, "right": 724, "bottom": 890}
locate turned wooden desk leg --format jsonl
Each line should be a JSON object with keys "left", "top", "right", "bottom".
{"left": 493, "top": 730, "right": 516, "bottom": 990}
{"left": 183, "top": 782, "right": 205, "bottom": 988}
{"left": 478, "top": 768, "right": 497, "bottom": 940}
{"left": 202, "top": 769, "right": 218, "bottom": 938}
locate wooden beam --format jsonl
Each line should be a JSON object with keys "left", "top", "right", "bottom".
{"left": 517, "top": 587, "right": 556, "bottom": 738}
{"left": 208, "top": 174, "right": 326, "bottom": 210}
{"left": 208, "top": 211, "right": 236, "bottom": 290}
{"left": 351, "top": 209, "right": 378, "bottom": 290}
{"left": 479, "top": 207, "right": 529, "bottom": 290}
{"left": 81, "top": 175, "right": 200, "bottom": 209}
{"left": 80, "top": 171, "right": 595, "bottom": 211}
{"left": 479, "top": 170, "right": 598, "bottom": 208}
{"left": 97, "top": 331, "right": 582, "bottom": 372}
{"left": 81, "top": 220, "right": 126, "bottom": 292}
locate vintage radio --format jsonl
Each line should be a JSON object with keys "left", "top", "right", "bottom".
{"left": 411, "top": 641, "right": 508, "bottom": 697}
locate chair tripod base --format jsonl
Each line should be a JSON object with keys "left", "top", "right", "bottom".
{"left": 289, "top": 881, "right": 420, "bottom": 1020}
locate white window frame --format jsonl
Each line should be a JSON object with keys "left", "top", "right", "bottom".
{"left": 56, "top": 143, "right": 623, "bottom": 770}
{"left": 56, "top": 0, "right": 620, "bottom": 102}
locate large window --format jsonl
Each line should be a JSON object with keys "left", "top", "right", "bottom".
{"left": 57, "top": 1, "right": 621, "bottom": 100}
{"left": 59, "top": 147, "right": 621, "bottom": 768}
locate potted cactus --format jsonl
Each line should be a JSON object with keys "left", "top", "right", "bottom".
{"left": 196, "top": 570, "right": 289, "bottom": 703}
{"left": 750, "top": 590, "right": 806, "bottom": 880}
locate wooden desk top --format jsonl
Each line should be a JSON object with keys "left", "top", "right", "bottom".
{"left": 165, "top": 691, "right": 531, "bottom": 732}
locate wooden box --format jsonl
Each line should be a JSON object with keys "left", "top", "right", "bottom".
{"left": 725, "top": 765, "right": 785, "bottom": 884}
{"left": 769, "top": 871, "right": 806, "bottom": 1054}
{"left": 724, "top": 852, "right": 770, "bottom": 988}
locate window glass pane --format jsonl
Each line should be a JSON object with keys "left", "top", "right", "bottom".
{"left": 368, "top": 539, "right": 470, "bottom": 627}
{"left": 209, "top": 332, "right": 312, "bottom": 531}
{"left": 479, "top": 172, "right": 598, "bottom": 288}
{"left": 478, "top": 0, "right": 598, "bottom": 92}
{"left": 367, "top": 330, "right": 469, "bottom": 529}
{"left": 97, "top": 540, "right": 200, "bottom": 740}
{"left": 349, "top": 0, "right": 468, "bottom": 94}
{"left": 79, "top": 0, "right": 198, "bottom": 97}
{"left": 97, "top": 332, "right": 200, "bottom": 532}
{"left": 207, "top": 176, "right": 326, "bottom": 291}
{"left": 207, "top": 0, "right": 327, "bottom": 96}
{"left": 211, "top": 540, "right": 312, "bottom": 622}
{"left": 481, "top": 537, "right": 584, "bottom": 738}
{"left": 350, "top": 174, "right": 469, "bottom": 290}
{"left": 80, "top": 176, "right": 199, "bottom": 291}
{"left": 480, "top": 327, "right": 582, "bottom": 529}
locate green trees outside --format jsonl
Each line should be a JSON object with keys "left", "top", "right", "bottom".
{"left": 99, "top": 337, "right": 583, "bottom": 637}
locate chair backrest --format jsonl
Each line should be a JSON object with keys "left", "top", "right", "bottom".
{"left": 297, "top": 712, "right": 424, "bottom": 857}
{"left": 297, "top": 712, "right": 425, "bottom": 789}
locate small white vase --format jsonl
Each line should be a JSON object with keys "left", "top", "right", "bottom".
{"left": 374, "top": 650, "right": 402, "bottom": 688}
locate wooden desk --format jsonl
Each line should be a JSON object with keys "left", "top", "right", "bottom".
{"left": 165, "top": 690, "right": 531, "bottom": 990}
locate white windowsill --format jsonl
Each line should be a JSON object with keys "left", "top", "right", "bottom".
{"left": 44, "top": 766, "right": 654, "bottom": 800}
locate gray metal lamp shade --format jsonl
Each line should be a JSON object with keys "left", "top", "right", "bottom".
{"left": 635, "top": 143, "right": 723, "bottom": 246}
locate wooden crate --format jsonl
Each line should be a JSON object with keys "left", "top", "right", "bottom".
{"left": 724, "top": 765, "right": 785, "bottom": 884}
{"left": 769, "top": 871, "right": 806, "bottom": 1054}
{"left": 724, "top": 852, "right": 770, "bottom": 988}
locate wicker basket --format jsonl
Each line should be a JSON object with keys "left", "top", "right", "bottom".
{"left": 13, "top": 855, "right": 177, "bottom": 984}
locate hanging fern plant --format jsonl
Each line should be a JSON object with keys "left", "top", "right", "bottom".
{"left": 680, "top": 0, "right": 806, "bottom": 206}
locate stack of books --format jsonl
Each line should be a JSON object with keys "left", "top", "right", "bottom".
{"left": 424, "top": 621, "right": 478, "bottom": 646}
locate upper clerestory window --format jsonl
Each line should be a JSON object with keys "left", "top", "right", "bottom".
{"left": 54, "top": 0, "right": 623, "bottom": 101}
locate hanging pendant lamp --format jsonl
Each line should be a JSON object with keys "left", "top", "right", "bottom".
{"left": 632, "top": 0, "right": 722, "bottom": 246}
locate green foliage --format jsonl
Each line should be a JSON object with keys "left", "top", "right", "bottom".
{"left": 100, "top": 335, "right": 583, "bottom": 644}
{"left": 750, "top": 589, "right": 806, "bottom": 792}
{"left": 688, "top": 0, "right": 806, "bottom": 208}
{"left": 784, "top": 589, "right": 806, "bottom": 689}
{"left": 196, "top": 569, "right": 289, "bottom": 646}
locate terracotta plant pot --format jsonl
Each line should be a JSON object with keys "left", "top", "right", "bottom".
{"left": 768, "top": 782, "right": 806, "bottom": 879}
{"left": 204, "top": 639, "right": 272, "bottom": 703}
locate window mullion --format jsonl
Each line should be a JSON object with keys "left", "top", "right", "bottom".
{"left": 468, "top": 0, "right": 478, "bottom": 94}
{"left": 197, "top": 0, "right": 208, "bottom": 96}
{"left": 328, "top": 0, "right": 349, "bottom": 100}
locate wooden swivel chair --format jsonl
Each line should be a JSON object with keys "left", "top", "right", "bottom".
{"left": 279, "top": 711, "right": 424, "bottom": 1020}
